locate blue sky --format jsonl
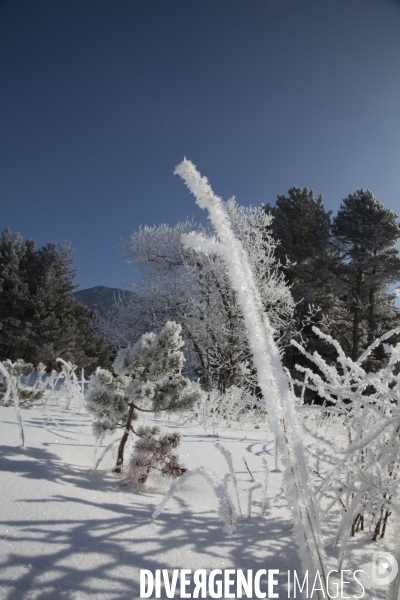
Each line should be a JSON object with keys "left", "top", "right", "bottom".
{"left": 1, "top": 0, "right": 400, "bottom": 291}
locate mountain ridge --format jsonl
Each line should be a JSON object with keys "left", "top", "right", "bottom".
{"left": 73, "top": 285, "right": 136, "bottom": 314}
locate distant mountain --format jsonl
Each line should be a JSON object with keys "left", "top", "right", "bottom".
{"left": 73, "top": 286, "right": 136, "bottom": 315}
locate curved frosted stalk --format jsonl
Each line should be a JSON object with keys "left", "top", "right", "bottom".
{"left": 175, "top": 158, "right": 327, "bottom": 594}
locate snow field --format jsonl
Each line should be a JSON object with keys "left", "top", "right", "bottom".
{"left": 0, "top": 401, "right": 396, "bottom": 599}
{"left": 0, "top": 402, "right": 294, "bottom": 599}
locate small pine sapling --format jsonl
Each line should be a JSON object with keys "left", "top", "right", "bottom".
{"left": 85, "top": 368, "right": 131, "bottom": 439}
{"left": 86, "top": 321, "right": 204, "bottom": 476}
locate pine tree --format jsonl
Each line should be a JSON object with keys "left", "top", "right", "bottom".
{"left": 86, "top": 321, "right": 204, "bottom": 474}
{"left": 263, "top": 187, "right": 336, "bottom": 370}
{"left": 128, "top": 426, "right": 186, "bottom": 491}
{"left": 263, "top": 187, "right": 332, "bottom": 294}
{"left": 332, "top": 189, "right": 400, "bottom": 364}
{"left": 27, "top": 241, "right": 98, "bottom": 369}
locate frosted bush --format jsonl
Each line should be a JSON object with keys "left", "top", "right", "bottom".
{"left": 52, "top": 358, "right": 86, "bottom": 410}
{"left": 292, "top": 326, "right": 400, "bottom": 566}
{"left": 153, "top": 442, "right": 270, "bottom": 533}
{"left": 152, "top": 465, "right": 238, "bottom": 535}
{"left": 0, "top": 359, "right": 43, "bottom": 407}
{"left": 0, "top": 358, "right": 88, "bottom": 445}
{"left": 0, "top": 359, "right": 44, "bottom": 446}
{"left": 192, "top": 385, "right": 266, "bottom": 431}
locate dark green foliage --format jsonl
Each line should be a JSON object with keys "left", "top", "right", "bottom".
{"left": 264, "top": 187, "right": 400, "bottom": 379}
{"left": 332, "top": 190, "right": 400, "bottom": 363}
{"left": 0, "top": 228, "right": 103, "bottom": 370}
{"left": 263, "top": 187, "right": 337, "bottom": 371}
{"left": 264, "top": 187, "right": 332, "bottom": 295}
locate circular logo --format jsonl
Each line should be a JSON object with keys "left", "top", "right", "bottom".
{"left": 372, "top": 552, "right": 398, "bottom": 586}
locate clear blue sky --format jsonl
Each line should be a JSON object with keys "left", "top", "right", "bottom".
{"left": 1, "top": 0, "right": 400, "bottom": 291}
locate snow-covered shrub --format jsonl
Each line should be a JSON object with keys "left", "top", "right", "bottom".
{"left": 0, "top": 359, "right": 44, "bottom": 446}
{"left": 292, "top": 326, "right": 400, "bottom": 566}
{"left": 0, "top": 359, "right": 43, "bottom": 407}
{"left": 127, "top": 426, "right": 186, "bottom": 491}
{"left": 153, "top": 439, "right": 270, "bottom": 533}
{"left": 86, "top": 320, "right": 205, "bottom": 476}
{"left": 193, "top": 385, "right": 266, "bottom": 431}
{"left": 27, "top": 359, "right": 87, "bottom": 410}
{"left": 0, "top": 358, "right": 88, "bottom": 445}
{"left": 54, "top": 358, "right": 86, "bottom": 409}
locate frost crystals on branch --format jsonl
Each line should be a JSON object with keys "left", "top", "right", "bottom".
{"left": 175, "top": 158, "right": 327, "bottom": 595}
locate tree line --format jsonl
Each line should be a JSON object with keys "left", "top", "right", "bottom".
{"left": 2, "top": 186, "right": 399, "bottom": 380}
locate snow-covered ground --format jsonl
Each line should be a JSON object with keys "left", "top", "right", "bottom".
{"left": 0, "top": 402, "right": 396, "bottom": 599}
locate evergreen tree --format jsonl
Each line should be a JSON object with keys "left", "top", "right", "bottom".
{"left": 27, "top": 241, "right": 98, "bottom": 369}
{"left": 332, "top": 189, "right": 400, "bottom": 363}
{"left": 263, "top": 187, "right": 332, "bottom": 296}
{"left": 0, "top": 229, "right": 101, "bottom": 369}
{"left": 263, "top": 187, "right": 336, "bottom": 369}
{"left": 0, "top": 230, "right": 33, "bottom": 360}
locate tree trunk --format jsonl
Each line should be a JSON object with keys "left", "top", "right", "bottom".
{"left": 367, "top": 257, "right": 377, "bottom": 347}
{"left": 352, "top": 304, "right": 360, "bottom": 362}
{"left": 367, "top": 284, "right": 375, "bottom": 346}
{"left": 366, "top": 284, "right": 376, "bottom": 371}
{"left": 351, "top": 271, "right": 363, "bottom": 361}
{"left": 113, "top": 402, "right": 136, "bottom": 473}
